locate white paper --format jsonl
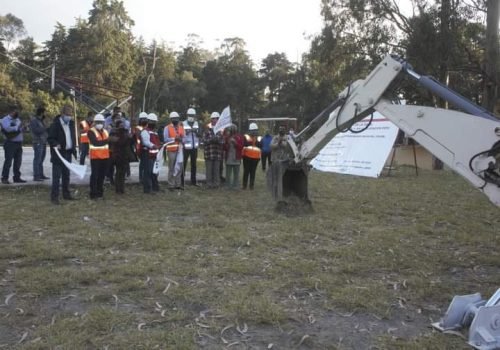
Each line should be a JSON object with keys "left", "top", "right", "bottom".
{"left": 153, "top": 143, "right": 169, "bottom": 175}
{"left": 54, "top": 148, "right": 87, "bottom": 179}
{"left": 213, "top": 106, "right": 231, "bottom": 134}
{"left": 173, "top": 143, "right": 184, "bottom": 177}
{"left": 311, "top": 112, "right": 399, "bottom": 178}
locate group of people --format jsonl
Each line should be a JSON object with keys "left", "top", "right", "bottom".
{"left": 1, "top": 104, "right": 292, "bottom": 204}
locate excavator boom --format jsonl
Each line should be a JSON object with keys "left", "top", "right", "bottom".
{"left": 273, "top": 55, "right": 500, "bottom": 208}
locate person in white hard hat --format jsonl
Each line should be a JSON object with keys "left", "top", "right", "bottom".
{"left": 202, "top": 112, "right": 224, "bottom": 188}
{"left": 182, "top": 107, "right": 201, "bottom": 186}
{"left": 164, "top": 111, "right": 185, "bottom": 190}
{"left": 134, "top": 112, "right": 149, "bottom": 183}
{"left": 242, "top": 122, "right": 262, "bottom": 190}
{"left": 140, "top": 113, "right": 161, "bottom": 193}
{"left": 88, "top": 113, "right": 110, "bottom": 199}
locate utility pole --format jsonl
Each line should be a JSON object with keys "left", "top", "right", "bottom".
{"left": 70, "top": 88, "right": 79, "bottom": 149}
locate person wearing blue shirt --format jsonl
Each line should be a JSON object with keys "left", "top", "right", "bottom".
{"left": 261, "top": 130, "right": 273, "bottom": 172}
{"left": 1, "top": 105, "right": 26, "bottom": 184}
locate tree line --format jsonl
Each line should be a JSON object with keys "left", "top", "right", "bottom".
{"left": 0, "top": 0, "right": 498, "bottom": 128}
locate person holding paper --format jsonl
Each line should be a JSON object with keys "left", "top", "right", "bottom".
{"left": 88, "top": 114, "right": 110, "bottom": 199}
{"left": 141, "top": 113, "right": 161, "bottom": 194}
{"left": 47, "top": 105, "right": 77, "bottom": 204}
{"left": 164, "top": 111, "right": 185, "bottom": 190}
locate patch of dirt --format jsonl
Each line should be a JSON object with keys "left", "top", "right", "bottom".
{"left": 193, "top": 308, "right": 436, "bottom": 349}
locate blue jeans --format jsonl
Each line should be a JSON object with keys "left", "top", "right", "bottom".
{"left": 2, "top": 140, "right": 22, "bottom": 180}
{"left": 32, "top": 143, "right": 47, "bottom": 179}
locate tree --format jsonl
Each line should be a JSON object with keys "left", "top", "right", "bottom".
{"left": 84, "top": 0, "right": 137, "bottom": 90}
{"left": 259, "top": 52, "right": 293, "bottom": 116}
{"left": 0, "top": 13, "right": 26, "bottom": 50}
{"left": 483, "top": 0, "right": 500, "bottom": 112}
{"left": 42, "top": 23, "right": 67, "bottom": 64}
{"left": 201, "top": 38, "right": 262, "bottom": 128}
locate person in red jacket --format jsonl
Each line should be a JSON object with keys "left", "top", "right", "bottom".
{"left": 223, "top": 124, "right": 244, "bottom": 190}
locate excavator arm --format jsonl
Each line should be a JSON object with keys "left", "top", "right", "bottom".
{"left": 279, "top": 55, "right": 500, "bottom": 207}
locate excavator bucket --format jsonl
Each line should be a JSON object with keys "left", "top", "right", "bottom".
{"left": 282, "top": 166, "right": 309, "bottom": 201}
{"left": 269, "top": 161, "right": 312, "bottom": 211}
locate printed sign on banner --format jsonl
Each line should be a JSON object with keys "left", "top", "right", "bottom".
{"left": 213, "top": 106, "right": 231, "bottom": 134}
{"left": 311, "top": 112, "right": 399, "bottom": 178}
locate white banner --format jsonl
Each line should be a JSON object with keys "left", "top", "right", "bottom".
{"left": 153, "top": 143, "right": 169, "bottom": 175}
{"left": 54, "top": 148, "right": 87, "bottom": 179}
{"left": 311, "top": 112, "right": 399, "bottom": 178}
{"left": 213, "top": 106, "right": 231, "bottom": 134}
{"left": 173, "top": 143, "right": 184, "bottom": 177}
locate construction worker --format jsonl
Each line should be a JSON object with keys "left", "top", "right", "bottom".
{"left": 203, "top": 112, "right": 224, "bottom": 189}
{"left": 164, "top": 111, "right": 185, "bottom": 190}
{"left": 134, "top": 112, "right": 148, "bottom": 183}
{"left": 140, "top": 113, "right": 161, "bottom": 194}
{"left": 88, "top": 114, "right": 110, "bottom": 199}
{"left": 182, "top": 107, "right": 200, "bottom": 186}
{"left": 79, "top": 111, "right": 93, "bottom": 165}
{"left": 242, "top": 123, "right": 262, "bottom": 190}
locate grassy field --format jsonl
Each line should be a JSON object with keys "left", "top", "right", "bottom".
{"left": 0, "top": 166, "right": 499, "bottom": 349}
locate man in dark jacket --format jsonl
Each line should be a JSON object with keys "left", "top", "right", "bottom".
{"left": 47, "top": 105, "right": 77, "bottom": 204}
{"left": 30, "top": 106, "right": 49, "bottom": 181}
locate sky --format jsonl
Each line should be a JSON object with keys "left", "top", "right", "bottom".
{"left": 1, "top": 0, "right": 324, "bottom": 64}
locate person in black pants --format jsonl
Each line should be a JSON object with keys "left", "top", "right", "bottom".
{"left": 242, "top": 123, "right": 262, "bottom": 190}
{"left": 1, "top": 105, "right": 26, "bottom": 184}
{"left": 47, "top": 105, "right": 77, "bottom": 204}
{"left": 140, "top": 113, "right": 160, "bottom": 194}
{"left": 182, "top": 108, "right": 201, "bottom": 186}
{"left": 88, "top": 114, "right": 110, "bottom": 199}
{"left": 109, "top": 120, "right": 131, "bottom": 194}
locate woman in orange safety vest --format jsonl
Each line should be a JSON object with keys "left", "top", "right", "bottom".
{"left": 242, "top": 122, "right": 262, "bottom": 190}
{"left": 88, "top": 114, "right": 110, "bottom": 199}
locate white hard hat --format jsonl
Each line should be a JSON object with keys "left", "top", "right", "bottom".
{"left": 169, "top": 111, "right": 180, "bottom": 119}
{"left": 94, "top": 114, "right": 105, "bottom": 122}
{"left": 249, "top": 122, "right": 258, "bottom": 131}
{"left": 187, "top": 108, "right": 196, "bottom": 116}
{"left": 139, "top": 112, "right": 148, "bottom": 119}
{"left": 147, "top": 113, "right": 158, "bottom": 122}
{"left": 210, "top": 112, "right": 220, "bottom": 119}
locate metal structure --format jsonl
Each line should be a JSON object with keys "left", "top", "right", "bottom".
{"left": 432, "top": 289, "right": 500, "bottom": 350}
{"left": 273, "top": 54, "right": 500, "bottom": 208}
{"left": 268, "top": 54, "right": 500, "bottom": 348}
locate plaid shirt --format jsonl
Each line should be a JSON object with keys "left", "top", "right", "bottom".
{"left": 203, "top": 128, "right": 224, "bottom": 160}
